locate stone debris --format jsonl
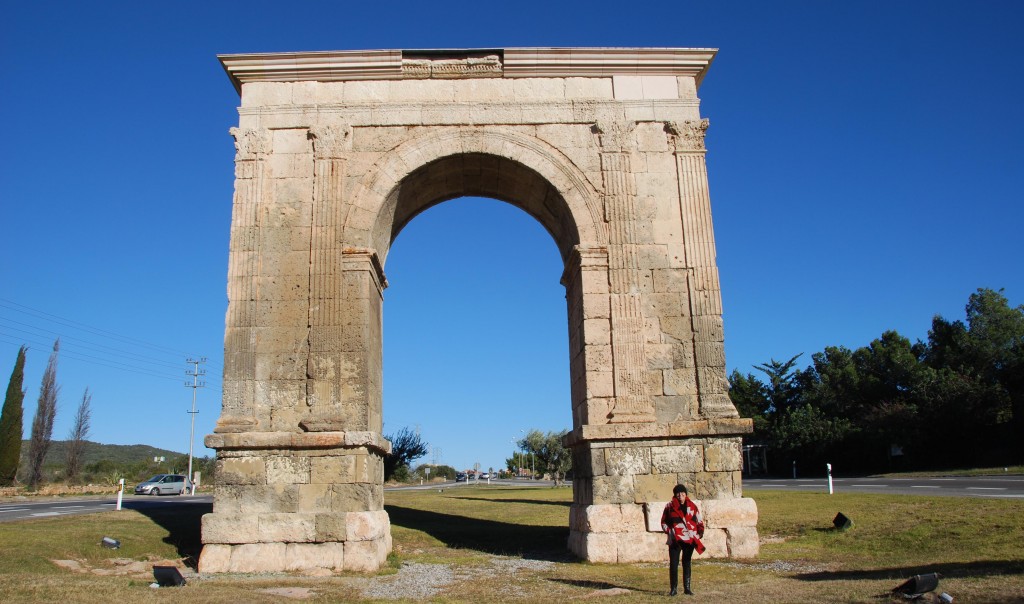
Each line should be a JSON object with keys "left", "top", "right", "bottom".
{"left": 257, "top": 587, "right": 317, "bottom": 599}
{"left": 583, "top": 587, "right": 632, "bottom": 597}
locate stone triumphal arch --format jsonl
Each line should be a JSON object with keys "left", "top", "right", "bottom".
{"left": 200, "top": 48, "right": 758, "bottom": 573}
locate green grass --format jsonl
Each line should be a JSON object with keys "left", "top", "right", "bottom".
{"left": 1, "top": 486, "right": 1022, "bottom": 603}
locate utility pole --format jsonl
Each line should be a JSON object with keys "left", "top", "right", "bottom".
{"left": 185, "top": 357, "right": 206, "bottom": 495}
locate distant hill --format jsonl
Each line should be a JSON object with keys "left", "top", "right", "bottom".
{"left": 21, "top": 440, "right": 189, "bottom": 468}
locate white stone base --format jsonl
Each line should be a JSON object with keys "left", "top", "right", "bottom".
{"left": 199, "top": 509, "right": 392, "bottom": 573}
{"left": 568, "top": 497, "right": 759, "bottom": 563}
{"left": 198, "top": 535, "right": 391, "bottom": 573}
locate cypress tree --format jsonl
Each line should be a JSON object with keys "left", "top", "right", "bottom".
{"left": 0, "top": 346, "right": 27, "bottom": 486}
{"left": 27, "top": 340, "right": 59, "bottom": 490}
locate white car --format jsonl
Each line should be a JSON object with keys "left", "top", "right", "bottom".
{"left": 134, "top": 474, "right": 192, "bottom": 495}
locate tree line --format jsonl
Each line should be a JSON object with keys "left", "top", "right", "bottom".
{"left": 1, "top": 340, "right": 94, "bottom": 488}
{"left": 729, "top": 288, "right": 1023, "bottom": 475}
{"left": 1, "top": 339, "right": 212, "bottom": 489}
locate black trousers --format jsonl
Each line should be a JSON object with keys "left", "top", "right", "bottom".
{"left": 669, "top": 540, "right": 695, "bottom": 590}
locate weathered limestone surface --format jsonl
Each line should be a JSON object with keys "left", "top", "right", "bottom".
{"left": 204, "top": 47, "right": 755, "bottom": 573}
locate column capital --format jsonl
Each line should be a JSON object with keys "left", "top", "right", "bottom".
{"left": 592, "top": 119, "right": 637, "bottom": 152}
{"left": 342, "top": 247, "right": 388, "bottom": 293}
{"left": 665, "top": 119, "right": 709, "bottom": 152}
{"left": 561, "top": 245, "right": 609, "bottom": 286}
{"left": 309, "top": 124, "right": 352, "bottom": 159}
{"left": 229, "top": 127, "right": 272, "bottom": 161}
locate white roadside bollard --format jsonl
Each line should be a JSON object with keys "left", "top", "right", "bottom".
{"left": 827, "top": 463, "right": 834, "bottom": 495}
{"left": 116, "top": 478, "right": 125, "bottom": 510}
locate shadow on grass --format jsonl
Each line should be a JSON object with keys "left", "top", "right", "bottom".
{"left": 794, "top": 559, "right": 1024, "bottom": 582}
{"left": 385, "top": 504, "right": 573, "bottom": 562}
{"left": 443, "top": 495, "right": 572, "bottom": 507}
{"left": 122, "top": 498, "right": 210, "bottom": 568}
{"left": 547, "top": 578, "right": 661, "bottom": 595}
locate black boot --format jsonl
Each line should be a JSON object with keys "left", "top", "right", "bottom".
{"left": 684, "top": 576, "right": 693, "bottom": 595}
{"left": 669, "top": 588, "right": 678, "bottom": 596}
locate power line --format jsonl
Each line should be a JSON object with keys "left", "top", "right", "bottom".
{"left": 0, "top": 297, "right": 222, "bottom": 390}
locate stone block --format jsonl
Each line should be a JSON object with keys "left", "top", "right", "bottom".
{"left": 659, "top": 315, "right": 693, "bottom": 342}
{"left": 344, "top": 538, "right": 388, "bottom": 572}
{"left": 604, "top": 447, "right": 651, "bottom": 476}
{"left": 692, "top": 315, "right": 724, "bottom": 341}
{"left": 592, "top": 475, "right": 635, "bottom": 504}
{"left": 513, "top": 78, "right": 565, "bottom": 100}
{"left": 644, "top": 501, "right": 668, "bottom": 532}
{"left": 696, "top": 528, "right": 727, "bottom": 559}
{"left": 313, "top": 512, "right": 349, "bottom": 541}
{"left": 618, "top": 531, "right": 666, "bottom": 563}
{"left": 571, "top": 531, "right": 619, "bottom": 563}
{"left": 258, "top": 512, "right": 315, "bottom": 542}
{"left": 702, "top": 497, "right": 758, "bottom": 529}
{"left": 588, "top": 371, "right": 614, "bottom": 398}
{"left": 664, "top": 368, "right": 698, "bottom": 396}
{"left": 677, "top": 76, "right": 698, "bottom": 99}
{"left": 651, "top": 445, "right": 704, "bottom": 474}
{"left": 704, "top": 441, "right": 742, "bottom": 472}
{"left": 696, "top": 367, "right": 729, "bottom": 394}
{"left": 646, "top": 343, "right": 674, "bottom": 370}
{"left": 584, "top": 345, "right": 612, "bottom": 373}
{"left": 202, "top": 513, "right": 260, "bottom": 544}
{"left": 286, "top": 542, "right": 345, "bottom": 571}
{"left": 582, "top": 293, "right": 610, "bottom": 319}
{"left": 694, "top": 342, "right": 726, "bottom": 367}
{"left": 694, "top": 471, "right": 737, "bottom": 500}
{"left": 298, "top": 483, "right": 332, "bottom": 513}
{"left": 727, "top": 526, "right": 760, "bottom": 558}
{"left": 612, "top": 76, "right": 644, "bottom": 100}
{"left": 331, "top": 483, "right": 382, "bottom": 512}
{"left": 266, "top": 455, "right": 311, "bottom": 484}
{"left": 347, "top": 510, "right": 390, "bottom": 541}
{"left": 583, "top": 318, "right": 611, "bottom": 345}
{"left": 229, "top": 542, "right": 288, "bottom": 573}
{"left": 634, "top": 473, "right": 677, "bottom": 504}
{"left": 653, "top": 268, "right": 688, "bottom": 293}
{"left": 310, "top": 456, "right": 352, "bottom": 484}
{"left": 241, "top": 82, "right": 292, "bottom": 107}
{"left": 621, "top": 502, "right": 647, "bottom": 532}
{"left": 344, "top": 80, "right": 389, "bottom": 102}
{"left": 580, "top": 504, "right": 624, "bottom": 533}
{"left": 218, "top": 457, "right": 266, "bottom": 486}
{"left": 197, "top": 544, "right": 231, "bottom": 573}
{"left": 565, "top": 77, "right": 614, "bottom": 99}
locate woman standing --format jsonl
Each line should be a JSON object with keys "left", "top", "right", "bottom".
{"left": 661, "top": 484, "right": 705, "bottom": 596}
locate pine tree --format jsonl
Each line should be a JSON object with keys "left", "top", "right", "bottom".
{"left": 0, "top": 346, "right": 27, "bottom": 486}
{"left": 27, "top": 340, "right": 60, "bottom": 490}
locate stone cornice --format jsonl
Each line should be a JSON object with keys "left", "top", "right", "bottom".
{"left": 219, "top": 47, "right": 717, "bottom": 94}
{"left": 205, "top": 430, "right": 393, "bottom": 455}
{"left": 563, "top": 418, "right": 753, "bottom": 447}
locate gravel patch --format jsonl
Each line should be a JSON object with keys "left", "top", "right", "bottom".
{"left": 354, "top": 556, "right": 556, "bottom": 600}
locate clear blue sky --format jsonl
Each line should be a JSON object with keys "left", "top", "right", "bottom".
{"left": 2, "top": 1, "right": 1021, "bottom": 473}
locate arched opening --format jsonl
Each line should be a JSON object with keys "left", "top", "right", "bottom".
{"left": 382, "top": 196, "right": 569, "bottom": 474}
{"left": 373, "top": 152, "right": 584, "bottom": 266}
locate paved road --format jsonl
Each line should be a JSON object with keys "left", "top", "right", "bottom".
{"left": 743, "top": 475, "right": 1024, "bottom": 499}
{"left": 4, "top": 476, "right": 1020, "bottom": 522}
{"left": 0, "top": 494, "right": 213, "bottom": 523}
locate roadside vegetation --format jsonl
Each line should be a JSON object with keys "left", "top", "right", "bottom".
{"left": 1, "top": 485, "right": 1021, "bottom": 602}
{"left": 732, "top": 288, "right": 1024, "bottom": 475}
